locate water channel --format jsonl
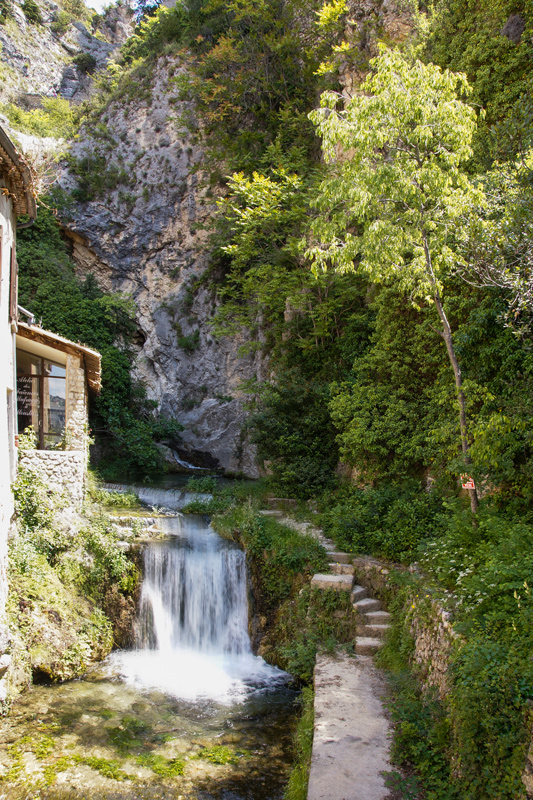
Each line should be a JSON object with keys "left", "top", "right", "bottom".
{"left": 0, "top": 485, "right": 298, "bottom": 799}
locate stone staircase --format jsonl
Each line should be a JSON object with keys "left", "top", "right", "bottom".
{"left": 260, "top": 508, "right": 391, "bottom": 655}
{"left": 309, "top": 541, "right": 390, "bottom": 655}
{"left": 351, "top": 584, "right": 391, "bottom": 655}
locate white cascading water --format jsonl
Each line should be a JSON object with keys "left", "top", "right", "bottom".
{"left": 107, "top": 512, "right": 287, "bottom": 704}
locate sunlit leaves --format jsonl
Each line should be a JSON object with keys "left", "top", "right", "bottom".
{"left": 307, "top": 46, "right": 484, "bottom": 299}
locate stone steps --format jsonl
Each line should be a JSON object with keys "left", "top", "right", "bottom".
{"left": 329, "top": 562, "right": 355, "bottom": 576}
{"left": 351, "top": 584, "right": 369, "bottom": 602}
{"left": 268, "top": 503, "right": 391, "bottom": 658}
{"left": 329, "top": 551, "right": 352, "bottom": 564}
{"left": 311, "top": 573, "right": 354, "bottom": 591}
{"left": 353, "top": 596, "right": 381, "bottom": 614}
{"left": 355, "top": 637, "right": 385, "bottom": 656}
{"left": 365, "top": 610, "right": 391, "bottom": 624}
{"left": 354, "top": 588, "right": 391, "bottom": 655}
{"left": 356, "top": 623, "right": 390, "bottom": 637}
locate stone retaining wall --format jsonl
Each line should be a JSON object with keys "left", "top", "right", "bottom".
{"left": 353, "top": 555, "right": 455, "bottom": 697}
{"left": 404, "top": 596, "right": 457, "bottom": 698}
{"left": 19, "top": 451, "right": 86, "bottom": 506}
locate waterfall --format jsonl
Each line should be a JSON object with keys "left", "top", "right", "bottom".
{"left": 106, "top": 509, "right": 287, "bottom": 704}
{"left": 135, "top": 531, "right": 250, "bottom": 655}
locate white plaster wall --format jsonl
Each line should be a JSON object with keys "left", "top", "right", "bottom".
{"left": 0, "top": 181, "right": 17, "bottom": 620}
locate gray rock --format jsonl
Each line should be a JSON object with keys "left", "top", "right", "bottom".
{"left": 0, "top": 3, "right": 133, "bottom": 105}
{"left": 501, "top": 14, "right": 525, "bottom": 43}
{"left": 59, "top": 59, "right": 264, "bottom": 477}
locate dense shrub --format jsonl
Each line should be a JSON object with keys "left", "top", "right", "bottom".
{"left": 21, "top": 0, "right": 42, "bottom": 24}
{"left": 0, "top": 0, "right": 13, "bottom": 23}
{"left": 250, "top": 377, "right": 340, "bottom": 499}
{"left": 50, "top": 10, "right": 70, "bottom": 35}
{"left": 377, "top": 501, "right": 533, "bottom": 800}
{"left": 0, "top": 97, "right": 76, "bottom": 139}
{"left": 318, "top": 483, "right": 444, "bottom": 563}
{"left": 73, "top": 52, "right": 97, "bottom": 74}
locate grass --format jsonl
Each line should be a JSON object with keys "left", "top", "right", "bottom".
{"left": 196, "top": 745, "right": 246, "bottom": 765}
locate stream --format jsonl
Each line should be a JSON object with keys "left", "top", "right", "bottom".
{"left": 0, "top": 487, "right": 298, "bottom": 799}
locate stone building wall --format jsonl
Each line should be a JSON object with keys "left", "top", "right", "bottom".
{"left": 19, "top": 451, "right": 86, "bottom": 507}
{"left": 65, "top": 354, "right": 87, "bottom": 450}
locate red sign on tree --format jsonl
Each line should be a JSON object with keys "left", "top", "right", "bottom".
{"left": 461, "top": 476, "right": 476, "bottom": 490}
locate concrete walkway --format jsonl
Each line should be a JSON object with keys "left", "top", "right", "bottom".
{"left": 307, "top": 653, "right": 391, "bottom": 800}
{"left": 260, "top": 507, "right": 392, "bottom": 797}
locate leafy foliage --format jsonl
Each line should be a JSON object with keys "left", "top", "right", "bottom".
{"left": 425, "top": 0, "right": 533, "bottom": 163}
{"left": 0, "top": 0, "right": 13, "bottom": 24}
{"left": 377, "top": 500, "right": 533, "bottom": 800}
{"left": 9, "top": 467, "right": 138, "bottom": 682}
{"left": 283, "top": 687, "right": 314, "bottom": 800}
{"left": 318, "top": 483, "right": 444, "bottom": 563}
{"left": 0, "top": 97, "right": 77, "bottom": 139}
{"left": 21, "top": 0, "right": 42, "bottom": 24}
{"left": 249, "top": 375, "right": 339, "bottom": 499}
{"left": 73, "top": 52, "right": 97, "bottom": 74}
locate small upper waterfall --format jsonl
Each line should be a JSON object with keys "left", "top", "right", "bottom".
{"left": 103, "top": 482, "right": 212, "bottom": 511}
{"left": 107, "top": 510, "right": 287, "bottom": 704}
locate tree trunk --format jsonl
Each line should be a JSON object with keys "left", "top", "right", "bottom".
{"left": 422, "top": 235, "right": 479, "bottom": 514}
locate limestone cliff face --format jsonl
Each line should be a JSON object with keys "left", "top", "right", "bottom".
{"left": 60, "top": 58, "right": 264, "bottom": 476}
{"left": 0, "top": 0, "right": 133, "bottom": 104}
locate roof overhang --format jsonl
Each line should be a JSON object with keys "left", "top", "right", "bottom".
{"left": 0, "top": 125, "right": 37, "bottom": 220}
{"left": 17, "top": 322, "right": 102, "bottom": 393}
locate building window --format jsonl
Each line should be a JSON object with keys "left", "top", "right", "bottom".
{"left": 16, "top": 349, "right": 66, "bottom": 449}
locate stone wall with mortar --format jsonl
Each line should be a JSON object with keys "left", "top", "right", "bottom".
{"left": 65, "top": 354, "right": 87, "bottom": 450}
{"left": 19, "top": 451, "right": 86, "bottom": 507}
{"left": 403, "top": 595, "right": 457, "bottom": 699}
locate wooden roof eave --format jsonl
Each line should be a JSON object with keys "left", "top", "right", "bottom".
{"left": 17, "top": 322, "right": 102, "bottom": 393}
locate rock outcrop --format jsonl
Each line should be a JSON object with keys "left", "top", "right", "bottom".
{"left": 0, "top": 0, "right": 133, "bottom": 104}
{"left": 60, "top": 58, "right": 264, "bottom": 475}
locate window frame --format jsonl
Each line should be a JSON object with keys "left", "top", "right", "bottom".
{"left": 16, "top": 347, "right": 67, "bottom": 450}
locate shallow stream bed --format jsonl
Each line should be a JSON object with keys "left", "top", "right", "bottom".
{"left": 0, "top": 670, "right": 297, "bottom": 799}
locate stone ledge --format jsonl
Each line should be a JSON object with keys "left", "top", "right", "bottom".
{"left": 311, "top": 573, "right": 354, "bottom": 591}
{"left": 307, "top": 653, "right": 391, "bottom": 800}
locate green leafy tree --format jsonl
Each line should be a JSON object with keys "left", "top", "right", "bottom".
{"left": 308, "top": 46, "right": 485, "bottom": 512}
